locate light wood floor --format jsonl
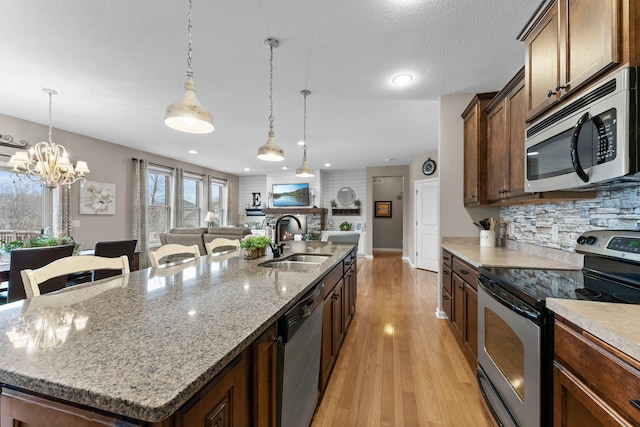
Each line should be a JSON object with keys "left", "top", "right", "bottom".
{"left": 312, "top": 252, "right": 492, "bottom": 427}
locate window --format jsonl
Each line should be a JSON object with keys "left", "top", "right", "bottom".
{"left": 148, "top": 167, "right": 171, "bottom": 246}
{"left": 209, "top": 179, "right": 227, "bottom": 227}
{"left": 0, "top": 167, "right": 47, "bottom": 242}
{"left": 182, "top": 174, "right": 202, "bottom": 228}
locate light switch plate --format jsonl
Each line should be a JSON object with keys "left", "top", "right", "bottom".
{"left": 72, "top": 220, "right": 80, "bottom": 228}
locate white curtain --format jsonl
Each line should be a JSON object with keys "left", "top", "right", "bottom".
{"left": 52, "top": 185, "right": 71, "bottom": 238}
{"left": 132, "top": 159, "right": 149, "bottom": 268}
{"left": 173, "top": 168, "right": 184, "bottom": 228}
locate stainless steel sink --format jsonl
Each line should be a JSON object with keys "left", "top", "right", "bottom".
{"left": 258, "top": 253, "right": 331, "bottom": 270}
{"left": 285, "top": 254, "right": 332, "bottom": 263}
{"left": 258, "top": 260, "right": 322, "bottom": 271}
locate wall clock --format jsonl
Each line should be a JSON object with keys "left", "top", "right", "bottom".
{"left": 422, "top": 158, "right": 436, "bottom": 176}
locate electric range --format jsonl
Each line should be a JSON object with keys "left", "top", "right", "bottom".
{"left": 476, "top": 230, "right": 640, "bottom": 427}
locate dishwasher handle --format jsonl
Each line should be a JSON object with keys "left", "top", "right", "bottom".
{"left": 279, "top": 282, "right": 325, "bottom": 342}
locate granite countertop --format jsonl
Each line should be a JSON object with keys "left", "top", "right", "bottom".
{"left": 547, "top": 299, "right": 640, "bottom": 361}
{"left": 0, "top": 241, "right": 353, "bottom": 422}
{"left": 441, "top": 237, "right": 579, "bottom": 269}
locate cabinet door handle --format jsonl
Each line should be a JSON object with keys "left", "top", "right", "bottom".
{"left": 547, "top": 89, "right": 556, "bottom": 98}
{"left": 460, "top": 269, "right": 469, "bottom": 275}
{"left": 630, "top": 399, "right": 640, "bottom": 411}
{"left": 442, "top": 295, "right": 451, "bottom": 300}
{"left": 458, "top": 285, "right": 464, "bottom": 290}
{"left": 555, "top": 84, "right": 567, "bottom": 91}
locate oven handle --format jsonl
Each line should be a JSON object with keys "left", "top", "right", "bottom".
{"left": 570, "top": 111, "right": 591, "bottom": 183}
{"left": 478, "top": 277, "right": 543, "bottom": 324}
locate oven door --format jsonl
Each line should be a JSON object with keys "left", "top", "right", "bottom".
{"left": 477, "top": 282, "right": 542, "bottom": 427}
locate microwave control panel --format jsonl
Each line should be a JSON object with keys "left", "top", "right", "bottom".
{"left": 594, "top": 108, "right": 617, "bottom": 164}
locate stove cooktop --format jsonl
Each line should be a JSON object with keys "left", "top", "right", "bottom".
{"left": 480, "top": 266, "right": 640, "bottom": 308}
{"left": 480, "top": 230, "right": 640, "bottom": 308}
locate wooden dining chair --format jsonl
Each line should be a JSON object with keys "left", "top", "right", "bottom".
{"left": 21, "top": 255, "right": 130, "bottom": 299}
{"left": 149, "top": 244, "right": 201, "bottom": 267}
{"left": 205, "top": 238, "right": 240, "bottom": 255}
{"left": 7, "top": 245, "right": 76, "bottom": 302}
{"left": 93, "top": 239, "right": 137, "bottom": 280}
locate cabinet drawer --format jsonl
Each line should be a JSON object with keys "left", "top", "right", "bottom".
{"left": 452, "top": 258, "right": 478, "bottom": 289}
{"left": 322, "top": 263, "right": 344, "bottom": 299}
{"left": 442, "top": 249, "right": 453, "bottom": 267}
{"left": 554, "top": 319, "right": 640, "bottom": 424}
{"left": 442, "top": 264, "right": 452, "bottom": 295}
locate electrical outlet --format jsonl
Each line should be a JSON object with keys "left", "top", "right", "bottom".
{"left": 551, "top": 224, "right": 559, "bottom": 243}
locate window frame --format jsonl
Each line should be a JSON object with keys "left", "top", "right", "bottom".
{"left": 182, "top": 172, "right": 203, "bottom": 228}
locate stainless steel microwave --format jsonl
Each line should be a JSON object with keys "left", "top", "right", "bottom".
{"left": 525, "top": 66, "right": 640, "bottom": 192}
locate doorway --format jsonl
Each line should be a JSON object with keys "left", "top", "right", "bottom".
{"left": 372, "top": 176, "right": 403, "bottom": 252}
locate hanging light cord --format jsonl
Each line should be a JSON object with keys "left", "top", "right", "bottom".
{"left": 302, "top": 91, "right": 307, "bottom": 156}
{"left": 268, "top": 43, "right": 274, "bottom": 129}
{"left": 186, "top": 0, "right": 193, "bottom": 80}
{"left": 47, "top": 91, "right": 53, "bottom": 144}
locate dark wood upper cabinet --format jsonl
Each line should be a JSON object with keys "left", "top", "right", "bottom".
{"left": 486, "top": 68, "right": 528, "bottom": 202}
{"left": 522, "top": 0, "right": 624, "bottom": 121}
{"left": 461, "top": 93, "right": 497, "bottom": 207}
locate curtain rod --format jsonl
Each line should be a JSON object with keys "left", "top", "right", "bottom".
{"left": 131, "top": 157, "right": 229, "bottom": 182}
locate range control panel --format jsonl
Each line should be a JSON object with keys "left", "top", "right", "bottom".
{"left": 576, "top": 230, "right": 640, "bottom": 262}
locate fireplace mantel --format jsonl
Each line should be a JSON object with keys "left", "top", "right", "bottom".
{"left": 262, "top": 208, "right": 328, "bottom": 231}
{"left": 262, "top": 208, "right": 327, "bottom": 215}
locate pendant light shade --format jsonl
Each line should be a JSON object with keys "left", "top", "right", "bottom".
{"left": 164, "top": 0, "right": 213, "bottom": 134}
{"left": 257, "top": 38, "right": 285, "bottom": 161}
{"left": 165, "top": 78, "right": 213, "bottom": 133}
{"left": 295, "top": 90, "right": 315, "bottom": 177}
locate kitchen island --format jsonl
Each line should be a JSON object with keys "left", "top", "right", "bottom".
{"left": 0, "top": 241, "right": 356, "bottom": 426}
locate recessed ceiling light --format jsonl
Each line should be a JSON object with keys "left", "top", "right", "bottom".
{"left": 324, "top": 163, "right": 331, "bottom": 167}
{"left": 188, "top": 149, "right": 197, "bottom": 154}
{"left": 243, "top": 167, "right": 250, "bottom": 171}
{"left": 391, "top": 74, "right": 413, "bottom": 86}
{"left": 282, "top": 166, "right": 288, "bottom": 170}
{"left": 385, "top": 158, "right": 394, "bottom": 162}
{"left": 297, "top": 140, "right": 305, "bottom": 146}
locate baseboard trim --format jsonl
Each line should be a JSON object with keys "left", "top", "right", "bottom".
{"left": 435, "top": 309, "right": 448, "bottom": 319}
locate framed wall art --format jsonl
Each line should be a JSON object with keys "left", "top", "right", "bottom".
{"left": 374, "top": 201, "right": 391, "bottom": 218}
{"left": 80, "top": 181, "right": 116, "bottom": 215}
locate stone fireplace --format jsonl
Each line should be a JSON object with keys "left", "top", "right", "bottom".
{"left": 263, "top": 208, "right": 327, "bottom": 241}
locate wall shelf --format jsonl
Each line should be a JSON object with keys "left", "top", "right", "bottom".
{"left": 331, "top": 208, "right": 360, "bottom": 215}
{"left": 245, "top": 208, "right": 264, "bottom": 216}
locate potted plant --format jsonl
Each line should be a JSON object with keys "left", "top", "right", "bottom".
{"left": 305, "top": 230, "right": 320, "bottom": 241}
{"left": 354, "top": 199, "right": 360, "bottom": 207}
{"left": 339, "top": 221, "right": 352, "bottom": 231}
{"left": 0, "top": 240, "right": 23, "bottom": 262}
{"left": 330, "top": 199, "right": 337, "bottom": 208}
{"left": 240, "top": 236, "right": 271, "bottom": 259}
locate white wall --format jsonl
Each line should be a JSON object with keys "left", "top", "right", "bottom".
{"left": 438, "top": 95, "right": 499, "bottom": 239}
{"left": 0, "top": 113, "right": 240, "bottom": 249}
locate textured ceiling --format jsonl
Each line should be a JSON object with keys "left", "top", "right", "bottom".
{"left": 0, "top": 0, "right": 540, "bottom": 176}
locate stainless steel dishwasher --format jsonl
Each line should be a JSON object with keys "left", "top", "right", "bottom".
{"left": 276, "top": 281, "right": 324, "bottom": 427}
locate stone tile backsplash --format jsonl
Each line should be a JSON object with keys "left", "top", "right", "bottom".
{"left": 500, "top": 186, "right": 640, "bottom": 252}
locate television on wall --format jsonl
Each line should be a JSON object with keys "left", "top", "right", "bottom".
{"left": 272, "top": 183, "right": 310, "bottom": 207}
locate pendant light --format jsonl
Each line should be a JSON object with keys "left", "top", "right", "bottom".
{"left": 295, "top": 90, "right": 315, "bottom": 177}
{"left": 257, "top": 38, "right": 285, "bottom": 161}
{"left": 164, "top": 0, "right": 214, "bottom": 134}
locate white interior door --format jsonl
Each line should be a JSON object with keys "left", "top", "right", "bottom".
{"left": 415, "top": 179, "right": 439, "bottom": 271}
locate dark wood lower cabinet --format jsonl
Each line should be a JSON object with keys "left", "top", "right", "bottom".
{"left": 554, "top": 316, "right": 640, "bottom": 426}
{"left": 178, "top": 349, "right": 250, "bottom": 427}
{"left": 252, "top": 324, "right": 277, "bottom": 427}
{"left": 0, "top": 388, "right": 138, "bottom": 427}
{"left": 444, "top": 249, "right": 479, "bottom": 371}
{"left": 320, "top": 250, "right": 357, "bottom": 394}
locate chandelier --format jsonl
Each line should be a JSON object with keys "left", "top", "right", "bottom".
{"left": 9, "top": 89, "right": 89, "bottom": 188}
